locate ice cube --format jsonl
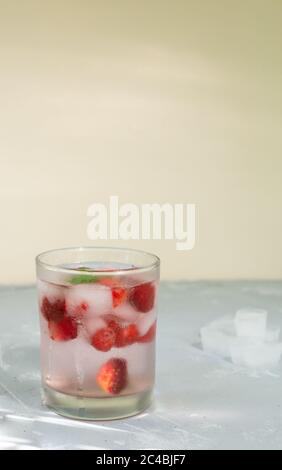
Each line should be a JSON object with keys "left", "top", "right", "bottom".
{"left": 200, "top": 327, "right": 233, "bottom": 358}
{"left": 114, "top": 302, "right": 140, "bottom": 324}
{"left": 265, "top": 326, "right": 280, "bottom": 343}
{"left": 127, "top": 342, "right": 155, "bottom": 379}
{"left": 42, "top": 337, "right": 78, "bottom": 389}
{"left": 234, "top": 308, "right": 267, "bottom": 338}
{"left": 230, "top": 337, "right": 282, "bottom": 369}
{"left": 66, "top": 284, "right": 112, "bottom": 317}
{"left": 207, "top": 314, "right": 236, "bottom": 335}
{"left": 137, "top": 309, "right": 157, "bottom": 337}
{"left": 200, "top": 315, "right": 235, "bottom": 358}
{"left": 81, "top": 316, "right": 106, "bottom": 338}
{"left": 37, "top": 279, "right": 65, "bottom": 304}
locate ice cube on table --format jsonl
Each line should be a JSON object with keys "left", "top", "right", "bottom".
{"left": 207, "top": 314, "right": 236, "bottom": 335}
{"left": 200, "top": 328, "right": 232, "bottom": 358}
{"left": 265, "top": 326, "right": 281, "bottom": 343}
{"left": 234, "top": 308, "right": 267, "bottom": 338}
{"left": 200, "top": 315, "right": 235, "bottom": 358}
{"left": 230, "top": 337, "right": 282, "bottom": 369}
{"left": 66, "top": 284, "right": 113, "bottom": 318}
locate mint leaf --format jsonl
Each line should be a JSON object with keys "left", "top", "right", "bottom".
{"left": 69, "top": 274, "right": 100, "bottom": 285}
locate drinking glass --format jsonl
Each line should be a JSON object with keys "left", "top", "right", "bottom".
{"left": 36, "top": 247, "right": 160, "bottom": 420}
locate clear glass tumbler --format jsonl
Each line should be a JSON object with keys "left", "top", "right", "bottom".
{"left": 36, "top": 247, "right": 160, "bottom": 420}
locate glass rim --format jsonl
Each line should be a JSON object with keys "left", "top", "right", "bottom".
{"left": 36, "top": 246, "right": 160, "bottom": 277}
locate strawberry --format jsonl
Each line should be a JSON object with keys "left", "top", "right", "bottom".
{"left": 112, "top": 287, "right": 127, "bottom": 307}
{"left": 91, "top": 327, "right": 116, "bottom": 352}
{"left": 100, "top": 278, "right": 127, "bottom": 308}
{"left": 80, "top": 302, "right": 89, "bottom": 313}
{"left": 129, "top": 282, "right": 155, "bottom": 313}
{"left": 115, "top": 324, "right": 139, "bottom": 348}
{"left": 48, "top": 317, "right": 78, "bottom": 342}
{"left": 96, "top": 358, "right": 127, "bottom": 395}
{"left": 104, "top": 316, "right": 139, "bottom": 347}
{"left": 138, "top": 321, "right": 157, "bottom": 343}
{"left": 99, "top": 277, "right": 119, "bottom": 288}
{"left": 68, "top": 301, "right": 89, "bottom": 317}
{"left": 105, "top": 317, "right": 121, "bottom": 334}
{"left": 41, "top": 297, "right": 66, "bottom": 323}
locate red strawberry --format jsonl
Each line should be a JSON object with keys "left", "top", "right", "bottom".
{"left": 100, "top": 277, "right": 118, "bottom": 288}
{"left": 48, "top": 317, "right": 77, "bottom": 342}
{"left": 112, "top": 287, "right": 127, "bottom": 307}
{"left": 96, "top": 358, "right": 127, "bottom": 395}
{"left": 72, "top": 301, "right": 89, "bottom": 318}
{"left": 115, "top": 324, "right": 139, "bottom": 348}
{"left": 91, "top": 327, "right": 116, "bottom": 352}
{"left": 129, "top": 282, "right": 155, "bottom": 313}
{"left": 41, "top": 297, "right": 66, "bottom": 323}
{"left": 138, "top": 321, "right": 157, "bottom": 343}
{"left": 106, "top": 317, "right": 121, "bottom": 333}
{"left": 104, "top": 316, "right": 139, "bottom": 347}
{"left": 100, "top": 278, "right": 127, "bottom": 308}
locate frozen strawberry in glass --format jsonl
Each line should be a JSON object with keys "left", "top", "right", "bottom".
{"left": 36, "top": 247, "right": 160, "bottom": 420}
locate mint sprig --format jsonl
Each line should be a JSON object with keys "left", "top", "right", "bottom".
{"left": 69, "top": 274, "right": 101, "bottom": 285}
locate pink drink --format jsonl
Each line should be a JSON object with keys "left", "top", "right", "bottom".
{"left": 36, "top": 250, "right": 160, "bottom": 420}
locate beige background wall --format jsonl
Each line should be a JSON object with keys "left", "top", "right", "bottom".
{"left": 0, "top": 0, "right": 282, "bottom": 283}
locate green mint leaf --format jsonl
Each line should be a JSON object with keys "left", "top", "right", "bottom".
{"left": 69, "top": 274, "right": 100, "bottom": 285}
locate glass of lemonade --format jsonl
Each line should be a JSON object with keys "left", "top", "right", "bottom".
{"left": 36, "top": 247, "right": 160, "bottom": 420}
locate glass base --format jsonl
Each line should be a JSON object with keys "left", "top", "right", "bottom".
{"left": 43, "top": 386, "right": 153, "bottom": 421}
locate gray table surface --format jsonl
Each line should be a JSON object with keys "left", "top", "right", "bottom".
{"left": 0, "top": 281, "right": 282, "bottom": 450}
